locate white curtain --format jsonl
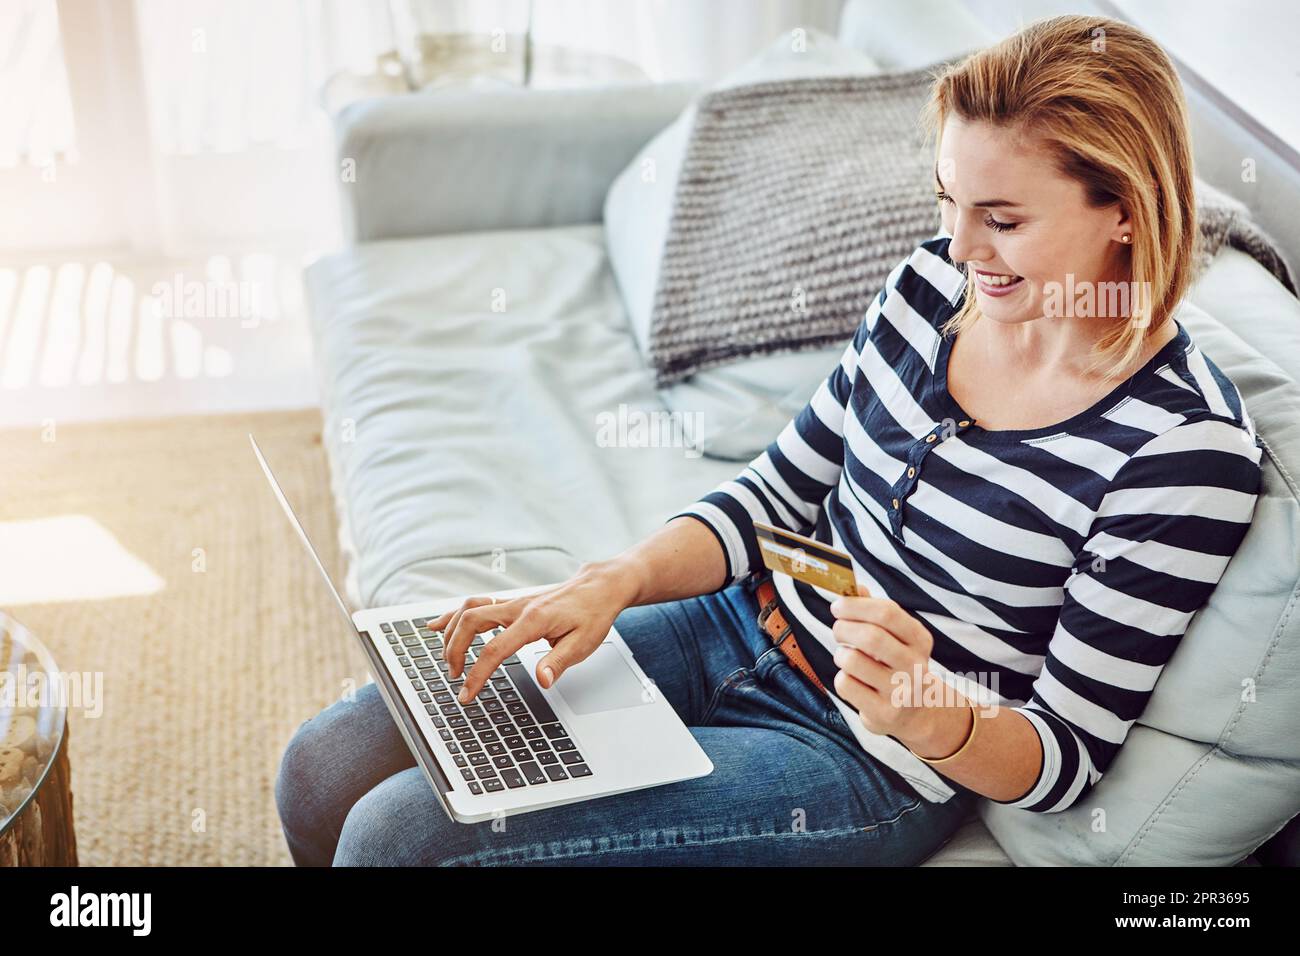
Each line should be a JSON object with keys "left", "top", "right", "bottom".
{"left": 131, "top": 0, "right": 846, "bottom": 153}
{"left": 2, "top": 0, "right": 847, "bottom": 252}
{"left": 0, "top": 0, "right": 75, "bottom": 167}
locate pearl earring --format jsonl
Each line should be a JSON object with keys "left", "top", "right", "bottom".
{"left": 1121, "top": 234, "right": 1132, "bottom": 243}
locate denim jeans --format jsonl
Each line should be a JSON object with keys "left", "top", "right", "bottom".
{"left": 274, "top": 578, "right": 980, "bottom": 866}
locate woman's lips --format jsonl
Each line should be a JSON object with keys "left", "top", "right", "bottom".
{"left": 974, "top": 269, "right": 1025, "bottom": 297}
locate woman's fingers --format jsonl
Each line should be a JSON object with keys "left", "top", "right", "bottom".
{"left": 440, "top": 597, "right": 512, "bottom": 678}
{"left": 458, "top": 609, "right": 566, "bottom": 703}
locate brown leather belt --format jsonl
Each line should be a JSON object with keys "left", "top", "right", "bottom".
{"left": 754, "top": 575, "right": 830, "bottom": 696}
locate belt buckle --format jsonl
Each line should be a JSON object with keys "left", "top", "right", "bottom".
{"left": 756, "top": 596, "right": 792, "bottom": 644}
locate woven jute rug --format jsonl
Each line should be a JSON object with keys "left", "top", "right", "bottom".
{"left": 0, "top": 408, "right": 368, "bottom": 866}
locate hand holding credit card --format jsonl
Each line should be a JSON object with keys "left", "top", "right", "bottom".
{"left": 753, "top": 520, "right": 868, "bottom": 597}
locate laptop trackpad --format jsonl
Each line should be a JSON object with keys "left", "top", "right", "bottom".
{"left": 554, "top": 643, "right": 650, "bottom": 714}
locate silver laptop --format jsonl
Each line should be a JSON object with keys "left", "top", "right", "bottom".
{"left": 250, "top": 434, "right": 713, "bottom": 824}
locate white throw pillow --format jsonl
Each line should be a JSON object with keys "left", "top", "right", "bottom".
{"left": 603, "top": 27, "right": 883, "bottom": 459}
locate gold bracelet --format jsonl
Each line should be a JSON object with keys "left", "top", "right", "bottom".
{"left": 914, "top": 703, "right": 979, "bottom": 765}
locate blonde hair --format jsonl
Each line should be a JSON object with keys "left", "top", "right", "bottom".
{"left": 919, "top": 15, "right": 1196, "bottom": 381}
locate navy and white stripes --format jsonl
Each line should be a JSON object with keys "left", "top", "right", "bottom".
{"left": 671, "top": 234, "right": 1263, "bottom": 812}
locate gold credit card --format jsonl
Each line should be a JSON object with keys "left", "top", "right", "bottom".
{"left": 753, "top": 520, "right": 863, "bottom": 596}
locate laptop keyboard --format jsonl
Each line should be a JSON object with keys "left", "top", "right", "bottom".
{"left": 380, "top": 618, "right": 592, "bottom": 795}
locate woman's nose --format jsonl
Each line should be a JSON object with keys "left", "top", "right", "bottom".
{"left": 945, "top": 213, "right": 983, "bottom": 265}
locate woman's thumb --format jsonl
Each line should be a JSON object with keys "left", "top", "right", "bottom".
{"left": 537, "top": 651, "right": 567, "bottom": 688}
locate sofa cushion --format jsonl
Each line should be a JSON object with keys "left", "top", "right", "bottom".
{"left": 602, "top": 27, "right": 884, "bottom": 360}
{"left": 304, "top": 224, "right": 745, "bottom": 609}
{"left": 603, "top": 28, "right": 882, "bottom": 458}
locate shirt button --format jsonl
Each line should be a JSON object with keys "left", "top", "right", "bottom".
{"left": 907, "top": 466, "right": 916, "bottom": 478}
{"left": 924, "top": 434, "right": 937, "bottom": 443}
{"left": 958, "top": 420, "right": 971, "bottom": 428}
{"left": 892, "top": 497, "right": 900, "bottom": 509}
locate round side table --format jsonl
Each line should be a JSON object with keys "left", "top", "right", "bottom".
{"left": 0, "top": 611, "right": 79, "bottom": 866}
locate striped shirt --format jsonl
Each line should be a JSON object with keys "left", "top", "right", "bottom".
{"left": 671, "top": 233, "right": 1263, "bottom": 813}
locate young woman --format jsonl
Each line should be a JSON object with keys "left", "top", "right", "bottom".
{"left": 276, "top": 15, "right": 1262, "bottom": 865}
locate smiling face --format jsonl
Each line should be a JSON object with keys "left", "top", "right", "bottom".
{"left": 935, "top": 115, "right": 1132, "bottom": 326}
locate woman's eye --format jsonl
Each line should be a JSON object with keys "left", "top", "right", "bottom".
{"left": 936, "top": 191, "right": 1017, "bottom": 232}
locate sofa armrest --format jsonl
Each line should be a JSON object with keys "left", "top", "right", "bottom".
{"left": 333, "top": 81, "right": 701, "bottom": 243}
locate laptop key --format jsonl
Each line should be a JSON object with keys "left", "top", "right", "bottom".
{"left": 537, "top": 751, "right": 558, "bottom": 765}
{"left": 509, "top": 748, "right": 531, "bottom": 763}
{"left": 541, "top": 723, "right": 566, "bottom": 739}
{"left": 544, "top": 764, "right": 568, "bottom": 782}
{"left": 475, "top": 766, "right": 498, "bottom": 780}
{"left": 500, "top": 768, "right": 526, "bottom": 789}
{"left": 469, "top": 753, "right": 489, "bottom": 766}
{"left": 559, "top": 750, "right": 584, "bottom": 765}
{"left": 518, "top": 762, "right": 546, "bottom": 786}
{"left": 492, "top": 755, "right": 514, "bottom": 770}
{"left": 460, "top": 769, "right": 474, "bottom": 782}
{"left": 552, "top": 737, "right": 576, "bottom": 752}
{"left": 381, "top": 623, "right": 393, "bottom": 633}
{"left": 483, "top": 779, "right": 504, "bottom": 793}
{"left": 468, "top": 781, "right": 483, "bottom": 795}
{"left": 567, "top": 763, "right": 592, "bottom": 778}
{"left": 394, "top": 621, "right": 414, "bottom": 636}
{"left": 520, "top": 726, "right": 542, "bottom": 740}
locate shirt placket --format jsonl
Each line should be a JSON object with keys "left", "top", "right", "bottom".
{"left": 888, "top": 417, "right": 974, "bottom": 543}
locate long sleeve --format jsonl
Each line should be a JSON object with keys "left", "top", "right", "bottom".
{"left": 667, "top": 290, "right": 886, "bottom": 591}
{"left": 991, "top": 414, "right": 1263, "bottom": 813}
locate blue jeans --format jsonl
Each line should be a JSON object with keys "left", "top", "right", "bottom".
{"left": 274, "top": 579, "right": 980, "bottom": 865}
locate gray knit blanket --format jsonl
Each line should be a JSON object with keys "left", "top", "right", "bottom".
{"left": 646, "top": 71, "right": 1297, "bottom": 387}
